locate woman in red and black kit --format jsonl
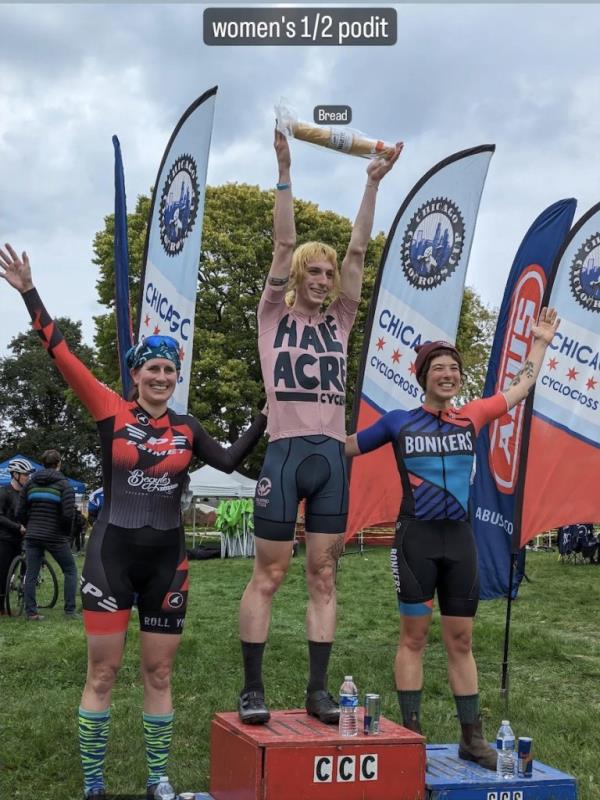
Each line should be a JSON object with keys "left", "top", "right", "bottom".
{"left": 0, "top": 244, "right": 267, "bottom": 800}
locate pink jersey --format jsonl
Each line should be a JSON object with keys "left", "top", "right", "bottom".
{"left": 258, "top": 284, "right": 359, "bottom": 442}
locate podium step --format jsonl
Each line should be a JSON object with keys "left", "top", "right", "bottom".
{"left": 210, "top": 708, "right": 425, "bottom": 799}
{"left": 426, "top": 743, "right": 577, "bottom": 800}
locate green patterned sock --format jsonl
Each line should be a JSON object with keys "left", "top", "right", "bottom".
{"left": 78, "top": 706, "right": 110, "bottom": 794}
{"left": 143, "top": 711, "right": 174, "bottom": 786}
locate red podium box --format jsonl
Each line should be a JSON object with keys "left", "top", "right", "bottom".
{"left": 210, "top": 708, "right": 425, "bottom": 800}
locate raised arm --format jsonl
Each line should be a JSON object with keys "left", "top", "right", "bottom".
{"left": 268, "top": 131, "right": 296, "bottom": 285}
{"left": 341, "top": 142, "right": 403, "bottom": 300}
{"left": 0, "top": 243, "right": 121, "bottom": 421}
{"left": 503, "top": 307, "right": 560, "bottom": 410}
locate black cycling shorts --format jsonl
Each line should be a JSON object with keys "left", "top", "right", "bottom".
{"left": 253, "top": 435, "right": 349, "bottom": 541}
{"left": 390, "top": 518, "right": 479, "bottom": 618}
{"left": 80, "top": 522, "right": 188, "bottom": 635}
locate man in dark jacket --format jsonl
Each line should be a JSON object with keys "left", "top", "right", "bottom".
{"left": 18, "top": 449, "right": 78, "bottom": 620}
{"left": 0, "top": 457, "right": 35, "bottom": 613}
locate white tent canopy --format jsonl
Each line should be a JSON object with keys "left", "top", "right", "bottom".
{"left": 188, "top": 464, "right": 256, "bottom": 498}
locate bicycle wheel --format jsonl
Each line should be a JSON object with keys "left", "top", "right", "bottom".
{"left": 37, "top": 558, "right": 59, "bottom": 609}
{"left": 5, "top": 555, "right": 25, "bottom": 617}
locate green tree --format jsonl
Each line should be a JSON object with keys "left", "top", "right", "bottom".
{"left": 456, "top": 286, "right": 497, "bottom": 401}
{"left": 0, "top": 319, "right": 101, "bottom": 486}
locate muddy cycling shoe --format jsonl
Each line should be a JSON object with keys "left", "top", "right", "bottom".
{"left": 238, "top": 690, "right": 271, "bottom": 724}
{"left": 146, "top": 776, "right": 176, "bottom": 799}
{"left": 458, "top": 717, "right": 497, "bottom": 770}
{"left": 305, "top": 690, "right": 340, "bottom": 725}
{"left": 84, "top": 789, "right": 106, "bottom": 800}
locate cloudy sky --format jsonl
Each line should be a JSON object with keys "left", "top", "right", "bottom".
{"left": 1, "top": 2, "right": 599, "bottom": 357}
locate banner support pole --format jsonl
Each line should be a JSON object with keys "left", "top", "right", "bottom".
{"left": 500, "top": 551, "right": 517, "bottom": 708}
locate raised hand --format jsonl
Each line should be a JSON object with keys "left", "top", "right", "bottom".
{"left": 366, "top": 142, "right": 403, "bottom": 184}
{"left": 531, "top": 306, "right": 560, "bottom": 345}
{"left": 0, "top": 244, "right": 34, "bottom": 293}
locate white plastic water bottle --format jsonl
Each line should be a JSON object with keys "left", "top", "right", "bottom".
{"left": 153, "top": 776, "right": 176, "bottom": 800}
{"left": 496, "top": 720, "right": 516, "bottom": 780}
{"left": 339, "top": 675, "right": 359, "bottom": 737}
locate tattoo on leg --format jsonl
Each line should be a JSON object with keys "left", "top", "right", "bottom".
{"left": 327, "top": 536, "right": 345, "bottom": 564}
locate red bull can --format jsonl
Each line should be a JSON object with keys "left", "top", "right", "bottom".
{"left": 518, "top": 736, "right": 533, "bottom": 777}
{"left": 364, "top": 693, "right": 381, "bottom": 734}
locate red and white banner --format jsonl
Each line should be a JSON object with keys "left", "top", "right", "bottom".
{"left": 515, "top": 202, "right": 600, "bottom": 546}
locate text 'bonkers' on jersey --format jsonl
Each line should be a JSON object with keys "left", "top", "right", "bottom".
{"left": 357, "top": 394, "right": 508, "bottom": 521}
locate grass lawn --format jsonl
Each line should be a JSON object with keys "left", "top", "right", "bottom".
{"left": 2, "top": 547, "right": 599, "bottom": 799}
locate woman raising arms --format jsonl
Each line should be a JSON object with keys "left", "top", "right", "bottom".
{"left": 346, "top": 309, "right": 559, "bottom": 768}
{"left": 0, "top": 243, "right": 267, "bottom": 800}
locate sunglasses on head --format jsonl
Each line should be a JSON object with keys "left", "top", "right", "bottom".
{"left": 141, "top": 335, "right": 180, "bottom": 349}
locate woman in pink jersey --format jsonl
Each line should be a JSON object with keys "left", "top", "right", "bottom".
{"left": 237, "top": 131, "right": 402, "bottom": 724}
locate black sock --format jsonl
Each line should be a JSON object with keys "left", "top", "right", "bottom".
{"left": 307, "top": 641, "right": 333, "bottom": 693}
{"left": 241, "top": 641, "right": 266, "bottom": 694}
{"left": 454, "top": 693, "right": 480, "bottom": 725}
{"left": 397, "top": 690, "right": 422, "bottom": 726}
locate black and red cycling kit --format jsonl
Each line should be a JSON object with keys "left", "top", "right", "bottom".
{"left": 22, "top": 288, "right": 266, "bottom": 635}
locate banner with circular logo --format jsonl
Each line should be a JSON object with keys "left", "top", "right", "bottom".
{"left": 137, "top": 87, "right": 217, "bottom": 414}
{"left": 346, "top": 145, "right": 495, "bottom": 541}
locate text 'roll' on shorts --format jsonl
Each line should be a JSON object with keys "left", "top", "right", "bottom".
{"left": 390, "top": 518, "right": 480, "bottom": 618}
{"left": 253, "top": 435, "right": 349, "bottom": 541}
{"left": 80, "top": 522, "right": 189, "bottom": 636}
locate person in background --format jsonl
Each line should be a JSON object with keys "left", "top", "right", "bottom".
{"left": 18, "top": 448, "right": 78, "bottom": 621}
{"left": 0, "top": 457, "right": 35, "bottom": 614}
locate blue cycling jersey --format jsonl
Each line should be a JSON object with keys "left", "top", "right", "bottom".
{"left": 356, "top": 394, "right": 507, "bottom": 521}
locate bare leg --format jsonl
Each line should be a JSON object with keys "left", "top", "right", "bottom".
{"left": 81, "top": 632, "right": 127, "bottom": 710}
{"left": 304, "top": 532, "right": 344, "bottom": 642}
{"left": 239, "top": 538, "right": 293, "bottom": 641}
{"left": 394, "top": 614, "right": 431, "bottom": 690}
{"left": 140, "top": 631, "right": 182, "bottom": 714}
{"left": 394, "top": 613, "right": 431, "bottom": 732}
{"left": 440, "top": 615, "right": 477, "bottom": 695}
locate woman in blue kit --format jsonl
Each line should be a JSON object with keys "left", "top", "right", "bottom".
{"left": 346, "top": 307, "right": 559, "bottom": 769}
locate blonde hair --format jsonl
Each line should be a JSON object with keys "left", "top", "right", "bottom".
{"left": 285, "top": 241, "right": 340, "bottom": 307}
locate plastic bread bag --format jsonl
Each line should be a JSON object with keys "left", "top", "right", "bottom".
{"left": 275, "top": 100, "right": 396, "bottom": 160}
